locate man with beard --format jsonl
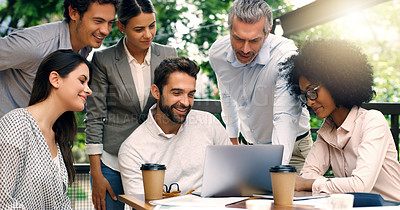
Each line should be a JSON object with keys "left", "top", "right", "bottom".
{"left": 118, "top": 57, "right": 231, "bottom": 195}
{"left": 0, "top": 0, "right": 118, "bottom": 117}
{"left": 209, "top": 0, "right": 312, "bottom": 173}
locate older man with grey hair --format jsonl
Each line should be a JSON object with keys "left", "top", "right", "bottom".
{"left": 209, "top": 0, "right": 312, "bottom": 172}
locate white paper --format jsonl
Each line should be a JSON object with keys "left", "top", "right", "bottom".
{"left": 293, "top": 197, "right": 331, "bottom": 208}
{"left": 253, "top": 193, "right": 329, "bottom": 200}
{"left": 149, "top": 194, "right": 248, "bottom": 207}
{"left": 294, "top": 198, "right": 400, "bottom": 209}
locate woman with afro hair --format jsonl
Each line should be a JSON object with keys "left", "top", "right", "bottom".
{"left": 282, "top": 39, "right": 400, "bottom": 202}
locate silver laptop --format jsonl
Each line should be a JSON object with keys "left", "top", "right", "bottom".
{"left": 200, "top": 145, "right": 283, "bottom": 197}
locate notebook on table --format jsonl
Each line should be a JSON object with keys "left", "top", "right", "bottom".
{"left": 200, "top": 144, "right": 284, "bottom": 197}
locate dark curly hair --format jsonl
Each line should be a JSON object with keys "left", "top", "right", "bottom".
{"left": 63, "top": 0, "right": 119, "bottom": 23}
{"left": 281, "top": 39, "right": 375, "bottom": 109}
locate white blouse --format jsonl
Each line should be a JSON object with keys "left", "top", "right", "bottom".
{"left": 53, "top": 154, "right": 61, "bottom": 176}
{"left": 0, "top": 108, "right": 71, "bottom": 209}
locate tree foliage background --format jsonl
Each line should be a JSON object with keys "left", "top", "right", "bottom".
{"left": 288, "top": 1, "right": 400, "bottom": 103}
{"left": 1, "top": 0, "right": 399, "bottom": 162}
{"left": 1, "top": 0, "right": 292, "bottom": 162}
{"left": 287, "top": 1, "right": 400, "bottom": 134}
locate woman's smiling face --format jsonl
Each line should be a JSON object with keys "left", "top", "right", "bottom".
{"left": 56, "top": 63, "right": 92, "bottom": 112}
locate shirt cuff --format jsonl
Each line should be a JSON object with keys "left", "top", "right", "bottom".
{"left": 85, "top": 144, "right": 103, "bottom": 155}
{"left": 226, "top": 125, "right": 239, "bottom": 138}
{"left": 312, "top": 177, "right": 331, "bottom": 194}
{"left": 282, "top": 156, "right": 290, "bottom": 165}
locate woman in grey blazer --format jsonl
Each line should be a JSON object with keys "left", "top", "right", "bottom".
{"left": 85, "top": 0, "right": 177, "bottom": 209}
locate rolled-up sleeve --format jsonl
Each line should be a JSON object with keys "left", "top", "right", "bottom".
{"left": 85, "top": 52, "right": 109, "bottom": 155}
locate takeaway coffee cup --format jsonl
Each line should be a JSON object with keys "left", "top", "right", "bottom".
{"left": 269, "top": 165, "right": 296, "bottom": 206}
{"left": 140, "top": 163, "right": 166, "bottom": 200}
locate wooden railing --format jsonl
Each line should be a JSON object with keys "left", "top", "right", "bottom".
{"left": 78, "top": 100, "right": 400, "bottom": 152}
{"left": 192, "top": 100, "right": 400, "bottom": 152}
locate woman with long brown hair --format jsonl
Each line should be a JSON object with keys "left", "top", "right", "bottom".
{"left": 0, "top": 49, "right": 92, "bottom": 209}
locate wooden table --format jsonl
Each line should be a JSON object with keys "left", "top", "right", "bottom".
{"left": 119, "top": 194, "right": 155, "bottom": 210}
{"left": 119, "top": 194, "right": 321, "bottom": 210}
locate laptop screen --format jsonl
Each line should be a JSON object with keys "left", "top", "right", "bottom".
{"left": 200, "top": 145, "right": 284, "bottom": 197}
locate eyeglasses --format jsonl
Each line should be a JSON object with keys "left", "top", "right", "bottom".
{"left": 162, "top": 183, "right": 195, "bottom": 198}
{"left": 299, "top": 85, "right": 320, "bottom": 105}
{"left": 164, "top": 183, "right": 180, "bottom": 194}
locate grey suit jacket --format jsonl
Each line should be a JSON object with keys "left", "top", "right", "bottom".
{"left": 85, "top": 38, "right": 177, "bottom": 155}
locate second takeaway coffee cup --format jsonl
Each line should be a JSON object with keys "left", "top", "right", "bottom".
{"left": 269, "top": 165, "right": 296, "bottom": 206}
{"left": 140, "top": 163, "right": 166, "bottom": 200}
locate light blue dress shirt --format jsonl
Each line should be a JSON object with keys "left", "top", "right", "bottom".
{"left": 209, "top": 34, "right": 310, "bottom": 164}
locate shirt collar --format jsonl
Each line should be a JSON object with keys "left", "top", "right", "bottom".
{"left": 226, "top": 35, "right": 270, "bottom": 68}
{"left": 317, "top": 106, "right": 359, "bottom": 149}
{"left": 144, "top": 47, "right": 151, "bottom": 65}
{"left": 123, "top": 37, "right": 151, "bottom": 65}
{"left": 60, "top": 20, "right": 71, "bottom": 50}
{"left": 339, "top": 106, "right": 359, "bottom": 132}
